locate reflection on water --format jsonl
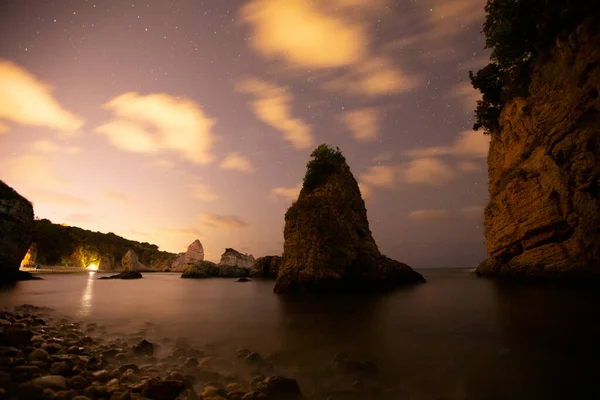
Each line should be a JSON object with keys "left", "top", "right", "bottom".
{"left": 78, "top": 271, "right": 95, "bottom": 317}
{"left": 0, "top": 270, "right": 599, "bottom": 400}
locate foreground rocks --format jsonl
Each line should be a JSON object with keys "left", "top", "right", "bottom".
{"left": 181, "top": 261, "right": 249, "bottom": 279}
{"left": 274, "top": 145, "right": 425, "bottom": 293}
{"left": 0, "top": 305, "right": 309, "bottom": 400}
{"left": 249, "top": 257, "right": 282, "bottom": 279}
{"left": 99, "top": 271, "right": 143, "bottom": 280}
{"left": 219, "top": 249, "right": 255, "bottom": 270}
{"left": 0, "top": 180, "right": 38, "bottom": 283}
{"left": 477, "top": 22, "right": 600, "bottom": 282}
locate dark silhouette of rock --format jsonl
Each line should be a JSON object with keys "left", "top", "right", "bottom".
{"left": 0, "top": 180, "right": 39, "bottom": 282}
{"left": 132, "top": 339, "right": 154, "bottom": 356}
{"left": 250, "top": 256, "right": 282, "bottom": 278}
{"left": 477, "top": 22, "right": 600, "bottom": 281}
{"left": 236, "top": 277, "right": 251, "bottom": 282}
{"left": 98, "top": 271, "right": 142, "bottom": 280}
{"left": 274, "top": 145, "right": 425, "bottom": 293}
{"left": 180, "top": 260, "right": 250, "bottom": 278}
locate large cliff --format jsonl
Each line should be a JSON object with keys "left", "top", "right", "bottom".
{"left": 0, "top": 181, "right": 37, "bottom": 282}
{"left": 477, "top": 24, "right": 600, "bottom": 280}
{"left": 27, "top": 219, "right": 176, "bottom": 271}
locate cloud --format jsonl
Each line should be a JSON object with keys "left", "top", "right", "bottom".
{"left": 159, "top": 227, "right": 204, "bottom": 237}
{"left": 238, "top": 78, "right": 314, "bottom": 149}
{"left": 0, "top": 60, "right": 84, "bottom": 134}
{"left": 323, "top": 57, "right": 420, "bottom": 97}
{"left": 359, "top": 165, "right": 395, "bottom": 188}
{"left": 189, "top": 183, "right": 219, "bottom": 202}
{"left": 153, "top": 159, "right": 175, "bottom": 169}
{"left": 0, "top": 121, "right": 9, "bottom": 134}
{"left": 457, "top": 161, "right": 482, "bottom": 173}
{"left": 406, "top": 130, "right": 490, "bottom": 159}
{"left": 96, "top": 92, "right": 216, "bottom": 165}
{"left": 408, "top": 209, "right": 450, "bottom": 221}
{"left": 271, "top": 184, "right": 302, "bottom": 201}
{"left": 461, "top": 205, "right": 485, "bottom": 221}
{"left": 103, "top": 191, "right": 129, "bottom": 202}
{"left": 199, "top": 213, "right": 249, "bottom": 229}
{"left": 400, "top": 158, "right": 456, "bottom": 185}
{"left": 32, "top": 191, "right": 91, "bottom": 207}
{"left": 240, "top": 0, "right": 367, "bottom": 68}
{"left": 341, "top": 108, "right": 380, "bottom": 142}
{"left": 30, "top": 139, "right": 81, "bottom": 155}
{"left": 2, "top": 155, "right": 68, "bottom": 190}
{"left": 220, "top": 152, "right": 256, "bottom": 173}
{"left": 448, "top": 81, "right": 481, "bottom": 112}
{"left": 372, "top": 152, "right": 393, "bottom": 163}
{"left": 358, "top": 182, "right": 374, "bottom": 202}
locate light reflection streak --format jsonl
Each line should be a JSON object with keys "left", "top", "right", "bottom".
{"left": 78, "top": 271, "right": 95, "bottom": 317}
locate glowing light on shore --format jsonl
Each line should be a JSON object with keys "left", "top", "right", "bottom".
{"left": 88, "top": 263, "right": 99, "bottom": 271}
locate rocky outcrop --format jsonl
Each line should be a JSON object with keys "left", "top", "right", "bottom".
{"left": 274, "top": 145, "right": 425, "bottom": 293}
{"left": 219, "top": 248, "right": 255, "bottom": 269}
{"left": 171, "top": 240, "right": 204, "bottom": 272}
{"left": 477, "top": 24, "right": 600, "bottom": 281}
{"left": 180, "top": 260, "right": 249, "bottom": 279}
{"left": 98, "top": 270, "right": 143, "bottom": 280}
{"left": 121, "top": 249, "right": 142, "bottom": 271}
{"left": 250, "top": 256, "right": 282, "bottom": 278}
{"left": 0, "top": 181, "right": 38, "bottom": 282}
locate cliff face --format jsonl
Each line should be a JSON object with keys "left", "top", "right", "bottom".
{"left": 478, "top": 25, "right": 600, "bottom": 280}
{"left": 29, "top": 219, "right": 176, "bottom": 271}
{"left": 0, "top": 181, "right": 36, "bottom": 281}
{"left": 274, "top": 145, "right": 425, "bottom": 293}
{"left": 219, "top": 248, "right": 255, "bottom": 269}
{"left": 250, "top": 256, "right": 282, "bottom": 278}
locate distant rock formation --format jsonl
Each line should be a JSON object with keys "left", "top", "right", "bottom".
{"left": 274, "top": 145, "right": 425, "bottom": 293}
{"left": 122, "top": 249, "right": 143, "bottom": 271}
{"left": 219, "top": 248, "right": 255, "bottom": 269}
{"left": 28, "top": 219, "right": 176, "bottom": 271}
{"left": 180, "top": 260, "right": 249, "bottom": 279}
{"left": 99, "top": 270, "right": 143, "bottom": 280}
{"left": 250, "top": 256, "right": 282, "bottom": 278}
{"left": 477, "top": 23, "right": 600, "bottom": 281}
{"left": 0, "top": 181, "right": 38, "bottom": 282}
{"left": 171, "top": 240, "right": 204, "bottom": 272}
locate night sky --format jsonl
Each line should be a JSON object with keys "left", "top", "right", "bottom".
{"left": 0, "top": 0, "right": 490, "bottom": 267}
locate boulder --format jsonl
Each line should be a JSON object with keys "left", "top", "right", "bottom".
{"left": 181, "top": 261, "right": 219, "bottom": 278}
{"left": 274, "top": 145, "right": 425, "bottom": 293}
{"left": 219, "top": 248, "right": 255, "bottom": 269}
{"left": 250, "top": 256, "right": 282, "bottom": 278}
{"left": 0, "top": 181, "right": 39, "bottom": 282}
{"left": 98, "top": 271, "right": 143, "bottom": 280}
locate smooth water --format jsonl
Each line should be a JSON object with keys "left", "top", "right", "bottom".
{"left": 1, "top": 269, "right": 599, "bottom": 400}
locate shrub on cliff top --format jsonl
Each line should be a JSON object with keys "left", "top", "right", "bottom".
{"left": 470, "top": 0, "right": 595, "bottom": 134}
{"left": 303, "top": 144, "right": 347, "bottom": 190}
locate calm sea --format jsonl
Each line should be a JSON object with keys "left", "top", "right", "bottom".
{"left": 1, "top": 269, "right": 599, "bottom": 400}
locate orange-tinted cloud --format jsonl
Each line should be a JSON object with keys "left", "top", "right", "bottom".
{"left": 96, "top": 92, "right": 216, "bottom": 164}
{"left": 456, "top": 161, "right": 482, "bottom": 173}
{"left": 359, "top": 165, "right": 396, "bottom": 188}
{"left": 448, "top": 81, "right": 482, "bottom": 113}
{"left": 358, "top": 182, "right": 374, "bottom": 202}
{"left": 238, "top": 78, "right": 314, "bottom": 149}
{"left": 240, "top": 0, "right": 367, "bottom": 68}
{"left": 408, "top": 209, "right": 450, "bottom": 221}
{"left": 189, "top": 183, "right": 219, "bottom": 202}
{"left": 0, "top": 60, "right": 84, "bottom": 134}
{"left": 341, "top": 108, "right": 380, "bottom": 142}
{"left": 407, "top": 130, "right": 490, "bottom": 159}
{"left": 461, "top": 205, "right": 485, "bottom": 221}
{"left": 220, "top": 152, "right": 256, "bottom": 173}
{"left": 401, "top": 158, "right": 456, "bottom": 185}
{"left": 270, "top": 184, "right": 302, "bottom": 201}
{"left": 31, "top": 139, "right": 81, "bottom": 155}
{"left": 103, "top": 191, "right": 129, "bottom": 202}
{"left": 199, "top": 213, "right": 249, "bottom": 229}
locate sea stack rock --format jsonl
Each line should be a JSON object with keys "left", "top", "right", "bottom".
{"left": 184, "top": 239, "right": 205, "bottom": 264}
{"left": 0, "top": 180, "right": 38, "bottom": 282}
{"left": 476, "top": 22, "right": 600, "bottom": 281}
{"left": 274, "top": 145, "right": 425, "bottom": 293}
{"left": 250, "top": 256, "right": 282, "bottom": 278}
{"left": 219, "top": 248, "right": 255, "bottom": 269}
{"left": 121, "top": 249, "right": 140, "bottom": 271}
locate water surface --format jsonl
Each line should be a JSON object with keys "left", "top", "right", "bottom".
{"left": 1, "top": 269, "right": 599, "bottom": 399}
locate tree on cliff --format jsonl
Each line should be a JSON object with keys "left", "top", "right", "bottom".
{"left": 470, "top": 0, "right": 596, "bottom": 134}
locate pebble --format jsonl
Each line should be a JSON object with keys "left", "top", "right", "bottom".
{"left": 32, "top": 375, "right": 68, "bottom": 391}
{"left": 28, "top": 348, "right": 50, "bottom": 361}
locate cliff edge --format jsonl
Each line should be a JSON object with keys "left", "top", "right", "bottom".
{"left": 477, "top": 23, "right": 600, "bottom": 281}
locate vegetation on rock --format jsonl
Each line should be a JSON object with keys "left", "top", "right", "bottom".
{"left": 470, "top": 0, "right": 595, "bottom": 134}
{"left": 303, "top": 144, "right": 347, "bottom": 190}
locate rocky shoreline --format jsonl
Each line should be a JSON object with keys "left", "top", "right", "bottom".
{"left": 0, "top": 305, "right": 389, "bottom": 400}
